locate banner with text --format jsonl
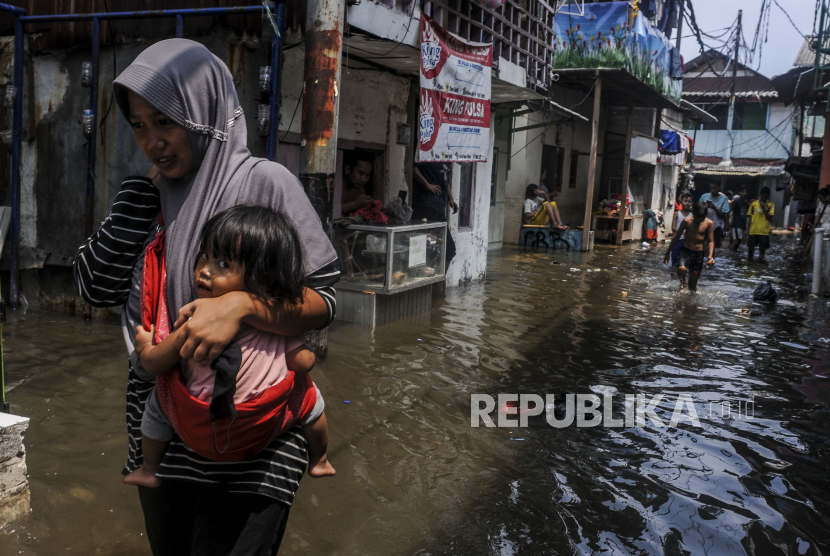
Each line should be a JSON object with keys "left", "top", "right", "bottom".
{"left": 418, "top": 14, "right": 492, "bottom": 163}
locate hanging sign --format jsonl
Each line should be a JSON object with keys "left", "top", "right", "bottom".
{"left": 418, "top": 14, "right": 492, "bottom": 163}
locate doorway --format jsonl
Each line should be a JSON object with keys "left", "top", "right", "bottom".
{"left": 540, "top": 144, "right": 565, "bottom": 192}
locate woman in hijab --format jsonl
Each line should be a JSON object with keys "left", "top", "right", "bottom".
{"left": 74, "top": 39, "right": 339, "bottom": 554}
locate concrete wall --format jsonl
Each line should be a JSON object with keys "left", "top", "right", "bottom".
{"left": 446, "top": 118, "right": 494, "bottom": 285}
{"left": 278, "top": 34, "right": 412, "bottom": 202}
{"left": 654, "top": 108, "right": 684, "bottom": 241}
{"left": 1, "top": 30, "right": 274, "bottom": 306}
{"left": 488, "top": 136, "right": 508, "bottom": 249}
{"left": 691, "top": 102, "right": 795, "bottom": 160}
{"left": 500, "top": 87, "right": 605, "bottom": 246}
{"left": 0, "top": 412, "right": 30, "bottom": 527}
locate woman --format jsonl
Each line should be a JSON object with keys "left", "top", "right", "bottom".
{"left": 73, "top": 39, "right": 339, "bottom": 554}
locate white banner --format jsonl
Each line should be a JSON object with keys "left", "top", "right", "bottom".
{"left": 419, "top": 14, "right": 492, "bottom": 163}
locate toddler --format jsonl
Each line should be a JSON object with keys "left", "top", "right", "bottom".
{"left": 124, "top": 205, "right": 335, "bottom": 488}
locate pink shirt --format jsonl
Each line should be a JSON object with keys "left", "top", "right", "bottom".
{"left": 184, "top": 325, "right": 305, "bottom": 404}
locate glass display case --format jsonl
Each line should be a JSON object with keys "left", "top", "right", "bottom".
{"left": 332, "top": 222, "right": 447, "bottom": 294}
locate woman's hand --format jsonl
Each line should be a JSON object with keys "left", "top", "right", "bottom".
{"left": 173, "top": 292, "right": 251, "bottom": 363}
{"left": 135, "top": 325, "right": 155, "bottom": 357}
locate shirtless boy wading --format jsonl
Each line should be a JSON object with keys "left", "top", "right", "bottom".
{"left": 663, "top": 202, "right": 715, "bottom": 292}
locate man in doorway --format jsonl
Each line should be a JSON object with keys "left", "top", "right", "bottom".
{"left": 341, "top": 153, "right": 374, "bottom": 215}
{"left": 413, "top": 161, "right": 459, "bottom": 272}
{"left": 699, "top": 181, "right": 730, "bottom": 249}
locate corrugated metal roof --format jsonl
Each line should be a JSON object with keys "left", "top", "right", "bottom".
{"left": 793, "top": 36, "right": 827, "bottom": 67}
{"left": 690, "top": 161, "right": 788, "bottom": 177}
{"left": 682, "top": 91, "right": 779, "bottom": 98}
{"left": 682, "top": 73, "right": 777, "bottom": 95}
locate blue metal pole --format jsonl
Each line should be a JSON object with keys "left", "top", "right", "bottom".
{"left": 0, "top": 4, "right": 25, "bottom": 15}
{"left": 10, "top": 17, "right": 22, "bottom": 309}
{"left": 266, "top": 2, "right": 285, "bottom": 162}
{"left": 86, "top": 18, "right": 100, "bottom": 237}
{"left": 20, "top": 5, "right": 285, "bottom": 23}
{"left": 176, "top": 14, "right": 183, "bottom": 38}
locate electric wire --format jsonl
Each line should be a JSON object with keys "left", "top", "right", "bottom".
{"left": 684, "top": 2, "right": 737, "bottom": 78}
{"left": 281, "top": 88, "right": 303, "bottom": 141}
{"left": 771, "top": 0, "right": 809, "bottom": 42}
{"left": 375, "top": 0, "right": 419, "bottom": 57}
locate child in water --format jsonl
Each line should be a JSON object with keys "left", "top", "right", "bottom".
{"left": 124, "top": 205, "right": 335, "bottom": 488}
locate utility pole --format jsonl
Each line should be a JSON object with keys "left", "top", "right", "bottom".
{"left": 675, "top": 0, "right": 684, "bottom": 50}
{"left": 299, "top": 0, "right": 346, "bottom": 358}
{"left": 724, "top": 9, "right": 742, "bottom": 167}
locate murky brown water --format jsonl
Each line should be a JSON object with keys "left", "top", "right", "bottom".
{"left": 2, "top": 236, "right": 829, "bottom": 555}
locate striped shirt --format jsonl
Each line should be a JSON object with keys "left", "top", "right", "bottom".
{"left": 73, "top": 176, "right": 340, "bottom": 505}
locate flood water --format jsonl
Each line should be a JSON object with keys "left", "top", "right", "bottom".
{"left": 2, "top": 235, "right": 830, "bottom": 555}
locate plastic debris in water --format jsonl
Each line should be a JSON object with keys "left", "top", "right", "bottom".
{"left": 753, "top": 282, "right": 777, "bottom": 304}
{"left": 763, "top": 459, "right": 791, "bottom": 470}
{"left": 780, "top": 342, "right": 809, "bottom": 350}
{"left": 343, "top": 401, "right": 351, "bottom": 404}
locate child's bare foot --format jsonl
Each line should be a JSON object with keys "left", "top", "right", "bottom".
{"left": 308, "top": 454, "right": 336, "bottom": 478}
{"left": 123, "top": 466, "right": 161, "bottom": 488}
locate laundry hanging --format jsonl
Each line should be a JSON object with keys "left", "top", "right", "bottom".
{"left": 659, "top": 130, "right": 681, "bottom": 155}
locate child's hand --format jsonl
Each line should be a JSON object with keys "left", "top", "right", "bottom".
{"left": 135, "top": 325, "right": 155, "bottom": 357}
{"left": 707, "top": 257, "right": 715, "bottom": 266}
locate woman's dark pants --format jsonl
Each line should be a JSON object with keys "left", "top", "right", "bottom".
{"left": 139, "top": 481, "right": 291, "bottom": 555}
{"left": 411, "top": 206, "right": 456, "bottom": 264}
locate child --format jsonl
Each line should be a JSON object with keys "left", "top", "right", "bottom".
{"left": 523, "top": 184, "right": 567, "bottom": 229}
{"left": 663, "top": 202, "right": 715, "bottom": 292}
{"left": 699, "top": 181, "right": 730, "bottom": 249}
{"left": 747, "top": 186, "right": 775, "bottom": 263}
{"left": 669, "top": 191, "right": 693, "bottom": 266}
{"left": 729, "top": 186, "right": 749, "bottom": 251}
{"left": 124, "top": 205, "right": 335, "bottom": 488}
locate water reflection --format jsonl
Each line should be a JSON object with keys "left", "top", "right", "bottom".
{"left": 2, "top": 236, "right": 830, "bottom": 555}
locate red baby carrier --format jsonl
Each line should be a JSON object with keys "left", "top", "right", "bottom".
{"left": 141, "top": 221, "right": 317, "bottom": 462}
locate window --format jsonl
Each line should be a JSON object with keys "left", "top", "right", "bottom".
{"left": 458, "top": 164, "right": 475, "bottom": 229}
{"left": 490, "top": 147, "right": 499, "bottom": 206}
{"left": 699, "top": 103, "right": 729, "bottom": 130}
{"left": 733, "top": 103, "right": 767, "bottom": 131}
{"left": 568, "top": 151, "right": 579, "bottom": 188}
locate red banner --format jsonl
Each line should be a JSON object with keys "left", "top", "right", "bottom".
{"left": 419, "top": 14, "right": 492, "bottom": 162}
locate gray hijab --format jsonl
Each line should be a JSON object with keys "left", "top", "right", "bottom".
{"left": 114, "top": 39, "right": 336, "bottom": 318}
